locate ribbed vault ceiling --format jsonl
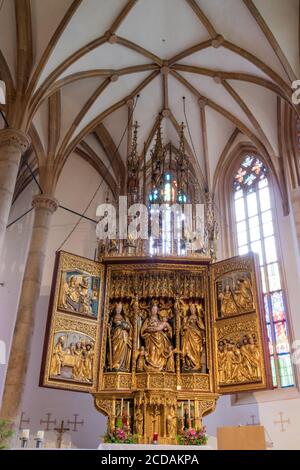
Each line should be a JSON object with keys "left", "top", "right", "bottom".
{"left": 0, "top": 0, "right": 299, "bottom": 198}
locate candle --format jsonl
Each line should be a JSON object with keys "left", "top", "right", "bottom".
{"left": 181, "top": 402, "right": 184, "bottom": 418}
{"left": 127, "top": 401, "right": 130, "bottom": 416}
{"left": 21, "top": 429, "right": 30, "bottom": 439}
{"left": 121, "top": 398, "right": 123, "bottom": 416}
{"left": 37, "top": 430, "right": 44, "bottom": 440}
{"left": 188, "top": 400, "right": 191, "bottom": 420}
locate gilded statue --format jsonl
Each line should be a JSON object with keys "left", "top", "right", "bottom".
{"left": 181, "top": 303, "right": 205, "bottom": 372}
{"left": 135, "top": 406, "right": 144, "bottom": 436}
{"left": 166, "top": 406, "right": 177, "bottom": 439}
{"left": 73, "top": 341, "right": 84, "bottom": 380}
{"left": 107, "top": 302, "right": 132, "bottom": 371}
{"left": 218, "top": 285, "right": 238, "bottom": 317}
{"left": 140, "top": 302, "right": 174, "bottom": 372}
{"left": 61, "top": 276, "right": 80, "bottom": 311}
{"left": 82, "top": 343, "right": 94, "bottom": 382}
{"left": 50, "top": 336, "right": 65, "bottom": 376}
{"left": 234, "top": 278, "right": 253, "bottom": 311}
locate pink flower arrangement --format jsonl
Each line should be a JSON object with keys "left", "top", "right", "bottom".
{"left": 104, "top": 427, "right": 136, "bottom": 444}
{"left": 177, "top": 426, "right": 208, "bottom": 446}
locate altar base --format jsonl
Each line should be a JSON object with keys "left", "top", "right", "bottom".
{"left": 98, "top": 443, "right": 213, "bottom": 450}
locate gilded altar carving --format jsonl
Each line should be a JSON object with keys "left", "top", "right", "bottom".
{"left": 217, "top": 272, "right": 254, "bottom": 319}
{"left": 217, "top": 333, "right": 262, "bottom": 385}
{"left": 54, "top": 315, "right": 97, "bottom": 339}
{"left": 140, "top": 302, "right": 174, "bottom": 372}
{"left": 106, "top": 302, "right": 133, "bottom": 372}
{"left": 180, "top": 302, "right": 205, "bottom": 372}
{"left": 42, "top": 252, "right": 270, "bottom": 443}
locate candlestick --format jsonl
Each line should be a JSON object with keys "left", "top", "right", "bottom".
{"left": 35, "top": 431, "right": 44, "bottom": 449}
{"left": 20, "top": 429, "right": 30, "bottom": 448}
{"left": 121, "top": 398, "right": 123, "bottom": 416}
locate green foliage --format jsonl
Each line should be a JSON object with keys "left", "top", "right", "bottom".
{"left": 0, "top": 420, "right": 14, "bottom": 450}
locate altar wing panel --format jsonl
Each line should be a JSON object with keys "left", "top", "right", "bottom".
{"left": 40, "top": 251, "right": 104, "bottom": 392}
{"left": 210, "top": 253, "right": 272, "bottom": 394}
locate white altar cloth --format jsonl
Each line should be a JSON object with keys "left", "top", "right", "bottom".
{"left": 98, "top": 443, "right": 213, "bottom": 450}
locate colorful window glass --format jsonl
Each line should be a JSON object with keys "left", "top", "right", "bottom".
{"left": 233, "top": 155, "right": 294, "bottom": 388}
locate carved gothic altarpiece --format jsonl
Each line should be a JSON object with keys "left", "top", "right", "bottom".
{"left": 41, "top": 252, "right": 271, "bottom": 443}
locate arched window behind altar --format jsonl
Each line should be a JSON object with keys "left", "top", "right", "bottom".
{"left": 233, "top": 155, "right": 294, "bottom": 388}
{"left": 149, "top": 172, "right": 186, "bottom": 256}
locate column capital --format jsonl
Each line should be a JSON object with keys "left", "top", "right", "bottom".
{"left": 32, "top": 194, "right": 59, "bottom": 213}
{"left": 0, "top": 128, "right": 31, "bottom": 153}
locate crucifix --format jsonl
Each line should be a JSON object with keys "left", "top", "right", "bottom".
{"left": 19, "top": 412, "right": 30, "bottom": 430}
{"left": 40, "top": 413, "right": 57, "bottom": 431}
{"left": 54, "top": 421, "right": 70, "bottom": 449}
{"left": 274, "top": 412, "right": 290, "bottom": 432}
{"left": 247, "top": 414, "right": 260, "bottom": 426}
{"left": 67, "top": 414, "right": 84, "bottom": 432}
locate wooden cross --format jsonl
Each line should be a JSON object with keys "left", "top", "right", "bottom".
{"left": 274, "top": 412, "right": 290, "bottom": 432}
{"left": 40, "top": 413, "right": 57, "bottom": 431}
{"left": 54, "top": 420, "right": 70, "bottom": 449}
{"left": 19, "top": 412, "right": 30, "bottom": 430}
{"left": 247, "top": 414, "right": 260, "bottom": 426}
{"left": 67, "top": 414, "right": 84, "bottom": 432}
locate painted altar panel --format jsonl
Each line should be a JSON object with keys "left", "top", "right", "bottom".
{"left": 210, "top": 253, "right": 272, "bottom": 394}
{"left": 40, "top": 251, "right": 104, "bottom": 392}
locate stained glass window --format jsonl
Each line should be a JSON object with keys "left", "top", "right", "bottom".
{"left": 149, "top": 173, "right": 185, "bottom": 256}
{"left": 233, "top": 155, "right": 294, "bottom": 388}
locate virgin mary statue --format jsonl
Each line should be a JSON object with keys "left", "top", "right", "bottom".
{"left": 140, "top": 302, "right": 174, "bottom": 372}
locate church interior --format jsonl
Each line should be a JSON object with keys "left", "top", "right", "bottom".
{"left": 0, "top": 0, "right": 300, "bottom": 450}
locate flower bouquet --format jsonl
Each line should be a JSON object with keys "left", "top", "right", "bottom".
{"left": 176, "top": 427, "right": 208, "bottom": 446}
{"left": 104, "top": 428, "right": 136, "bottom": 444}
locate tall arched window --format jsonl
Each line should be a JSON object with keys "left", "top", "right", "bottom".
{"left": 233, "top": 155, "right": 294, "bottom": 389}
{"left": 149, "top": 172, "right": 186, "bottom": 256}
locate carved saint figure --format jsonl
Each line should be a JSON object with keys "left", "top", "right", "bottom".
{"left": 135, "top": 406, "right": 144, "bottom": 436}
{"left": 136, "top": 346, "right": 148, "bottom": 372}
{"left": 234, "top": 278, "right": 253, "bottom": 311}
{"left": 181, "top": 303, "right": 205, "bottom": 371}
{"left": 219, "top": 285, "right": 238, "bottom": 317}
{"left": 50, "top": 336, "right": 65, "bottom": 376}
{"left": 166, "top": 406, "right": 177, "bottom": 438}
{"left": 108, "top": 302, "right": 132, "bottom": 371}
{"left": 61, "top": 276, "right": 80, "bottom": 311}
{"left": 82, "top": 343, "right": 94, "bottom": 382}
{"left": 79, "top": 277, "right": 92, "bottom": 315}
{"left": 140, "top": 302, "right": 174, "bottom": 372}
{"left": 73, "top": 341, "right": 84, "bottom": 380}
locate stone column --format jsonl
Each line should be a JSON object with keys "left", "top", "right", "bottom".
{"left": 291, "top": 188, "right": 300, "bottom": 253}
{"left": 0, "top": 129, "right": 30, "bottom": 259}
{"left": 0, "top": 194, "right": 58, "bottom": 425}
